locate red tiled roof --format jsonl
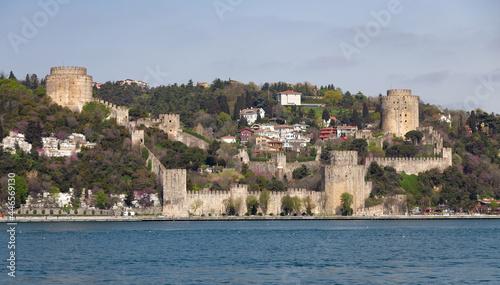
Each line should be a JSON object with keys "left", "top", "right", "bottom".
{"left": 240, "top": 108, "right": 262, "bottom": 114}
{"left": 278, "top": 90, "right": 301, "bottom": 94}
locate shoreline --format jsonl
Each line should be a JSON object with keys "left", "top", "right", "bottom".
{"left": 2, "top": 214, "right": 500, "bottom": 222}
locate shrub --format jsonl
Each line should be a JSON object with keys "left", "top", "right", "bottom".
{"left": 74, "top": 210, "right": 78, "bottom": 214}
{"left": 59, "top": 210, "right": 62, "bottom": 214}
{"left": 33, "top": 210, "right": 37, "bottom": 214}
{"left": 26, "top": 210, "right": 29, "bottom": 214}
{"left": 92, "top": 210, "right": 95, "bottom": 215}
{"left": 142, "top": 147, "right": 149, "bottom": 160}
{"left": 41, "top": 209, "right": 45, "bottom": 214}
{"left": 50, "top": 210, "right": 53, "bottom": 215}
{"left": 83, "top": 211, "right": 87, "bottom": 215}
{"left": 182, "top": 129, "right": 211, "bottom": 143}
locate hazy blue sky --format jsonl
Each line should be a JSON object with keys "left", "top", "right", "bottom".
{"left": 1, "top": 0, "right": 499, "bottom": 112}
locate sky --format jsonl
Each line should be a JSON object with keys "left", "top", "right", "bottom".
{"left": 1, "top": 0, "right": 499, "bottom": 113}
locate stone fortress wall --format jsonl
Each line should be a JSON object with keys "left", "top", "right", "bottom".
{"left": 44, "top": 68, "right": 451, "bottom": 217}
{"left": 365, "top": 147, "right": 452, "bottom": 175}
{"left": 46, "top": 66, "right": 93, "bottom": 112}
{"left": 380, "top": 89, "right": 420, "bottom": 138}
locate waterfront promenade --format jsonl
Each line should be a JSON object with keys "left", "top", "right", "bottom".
{"left": 2, "top": 214, "right": 499, "bottom": 222}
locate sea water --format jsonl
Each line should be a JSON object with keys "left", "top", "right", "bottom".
{"left": 2, "top": 220, "right": 499, "bottom": 284}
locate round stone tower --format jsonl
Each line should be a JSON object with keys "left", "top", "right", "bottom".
{"left": 46, "top": 66, "right": 93, "bottom": 112}
{"left": 380, "top": 89, "right": 419, "bottom": 137}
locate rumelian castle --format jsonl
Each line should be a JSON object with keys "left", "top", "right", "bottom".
{"left": 45, "top": 66, "right": 451, "bottom": 216}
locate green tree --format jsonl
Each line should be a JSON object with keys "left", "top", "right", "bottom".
{"left": 362, "top": 103, "right": 370, "bottom": 123}
{"left": 190, "top": 199, "right": 203, "bottom": 215}
{"left": 341, "top": 192, "right": 353, "bottom": 216}
{"left": 9, "top": 71, "right": 16, "bottom": 80}
{"left": 14, "top": 176, "right": 29, "bottom": 208}
{"left": 233, "top": 95, "right": 244, "bottom": 120}
{"left": 307, "top": 108, "right": 316, "bottom": 120}
{"left": 386, "top": 144, "right": 419, "bottom": 157}
{"left": 323, "top": 90, "right": 342, "bottom": 106}
{"left": 246, "top": 195, "right": 259, "bottom": 215}
{"left": 491, "top": 199, "right": 498, "bottom": 212}
{"left": 322, "top": 109, "right": 331, "bottom": 121}
{"left": 292, "top": 164, "right": 309, "bottom": 180}
{"left": 351, "top": 109, "right": 362, "bottom": 129}
{"left": 25, "top": 121, "right": 43, "bottom": 150}
{"left": 49, "top": 186, "right": 60, "bottom": 203}
{"left": 269, "top": 177, "right": 285, "bottom": 192}
{"left": 292, "top": 196, "right": 303, "bottom": 214}
{"left": 0, "top": 121, "right": 4, "bottom": 141}
{"left": 303, "top": 196, "right": 316, "bottom": 215}
{"left": 281, "top": 194, "right": 294, "bottom": 215}
{"left": 405, "top": 130, "right": 423, "bottom": 145}
{"left": 259, "top": 189, "right": 270, "bottom": 214}
{"left": 217, "top": 112, "right": 231, "bottom": 126}
{"left": 95, "top": 190, "right": 108, "bottom": 209}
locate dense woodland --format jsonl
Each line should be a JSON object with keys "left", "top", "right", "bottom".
{"left": 1, "top": 71, "right": 500, "bottom": 212}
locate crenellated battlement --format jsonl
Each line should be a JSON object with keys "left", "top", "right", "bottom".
{"left": 50, "top": 66, "right": 88, "bottom": 75}
{"left": 365, "top": 148, "right": 452, "bottom": 175}
{"left": 387, "top": 89, "right": 412, "bottom": 96}
{"left": 330, "top": 150, "right": 358, "bottom": 166}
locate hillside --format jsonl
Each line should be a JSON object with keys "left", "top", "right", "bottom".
{"left": 1, "top": 72, "right": 500, "bottom": 213}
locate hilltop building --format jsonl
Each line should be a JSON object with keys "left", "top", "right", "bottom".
{"left": 240, "top": 108, "right": 265, "bottom": 125}
{"left": 275, "top": 90, "right": 302, "bottom": 105}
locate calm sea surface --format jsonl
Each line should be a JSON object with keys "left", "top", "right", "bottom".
{"left": 2, "top": 220, "right": 500, "bottom": 284}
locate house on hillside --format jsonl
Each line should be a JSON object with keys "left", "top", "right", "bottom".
{"left": 221, "top": 136, "right": 236, "bottom": 144}
{"left": 274, "top": 125, "right": 294, "bottom": 138}
{"left": 238, "top": 128, "right": 254, "bottom": 144}
{"left": 337, "top": 126, "right": 358, "bottom": 138}
{"left": 292, "top": 123, "right": 309, "bottom": 132}
{"left": 324, "top": 116, "right": 337, "bottom": 127}
{"left": 240, "top": 108, "right": 265, "bottom": 125}
{"left": 275, "top": 90, "right": 302, "bottom": 105}
{"left": 319, "top": 127, "right": 337, "bottom": 141}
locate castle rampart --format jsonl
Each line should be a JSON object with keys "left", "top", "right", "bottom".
{"left": 46, "top": 66, "right": 93, "bottom": 112}
{"left": 365, "top": 148, "right": 452, "bottom": 175}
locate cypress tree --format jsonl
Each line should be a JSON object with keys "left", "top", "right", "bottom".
{"left": 363, "top": 103, "right": 370, "bottom": 123}
{"left": 9, "top": 71, "right": 16, "bottom": 80}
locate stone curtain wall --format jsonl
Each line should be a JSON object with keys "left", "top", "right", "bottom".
{"left": 365, "top": 148, "right": 452, "bottom": 175}
{"left": 185, "top": 185, "right": 323, "bottom": 216}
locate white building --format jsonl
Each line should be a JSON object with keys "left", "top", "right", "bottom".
{"left": 275, "top": 90, "right": 302, "bottom": 105}
{"left": 118, "top": 79, "right": 149, "bottom": 88}
{"left": 221, "top": 136, "right": 236, "bottom": 143}
{"left": 240, "top": 108, "right": 265, "bottom": 125}
{"left": 337, "top": 126, "right": 358, "bottom": 137}
{"left": 2, "top": 131, "right": 32, "bottom": 153}
{"left": 2, "top": 131, "right": 94, "bottom": 157}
